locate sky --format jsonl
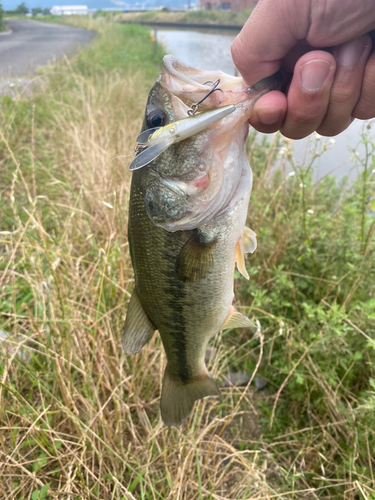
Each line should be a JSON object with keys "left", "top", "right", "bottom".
{"left": 2, "top": 0, "right": 179, "bottom": 11}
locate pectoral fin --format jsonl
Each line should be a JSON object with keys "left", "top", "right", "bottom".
{"left": 235, "top": 227, "right": 257, "bottom": 279}
{"left": 175, "top": 230, "right": 216, "bottom": 283}
{"left": 243, "top": 226, "right": 257, "bottom": 254}
{"left": 235, "top": 238, "right": 249, "bottom": 280}
{"left": 129, "top": 136, "right": 175, "bottom": 171}
{"left": 221, "top": 306, "right": 256, "bottom": 330}
{"left": 122, "top": 288, "right": 156, "bottom": 354}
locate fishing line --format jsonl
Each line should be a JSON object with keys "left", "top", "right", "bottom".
{"left": 110, "top": 154, "right": 133, "bottom": 162}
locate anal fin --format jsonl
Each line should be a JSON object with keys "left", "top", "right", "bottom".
{"left": 161, "top": 366, "right": 220, "bottom": 427}
{"left": 221, "top": 306, "right": 255, "bottom": 330}
{"left": 122, "top": 288, "right": 156, "bottom": 354}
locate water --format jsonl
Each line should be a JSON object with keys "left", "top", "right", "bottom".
{"left": 157, "top": 28, "right": 238, "bottom": 76}
{"left": 156, "top": 27, "right": 373, "bottom": 181}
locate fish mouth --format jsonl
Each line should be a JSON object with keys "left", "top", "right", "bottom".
{"left": 161, "top": 55, "right": 283, "bottom": 120}
{"left": 139, "top": 56, "right": 283, "bottom": 232}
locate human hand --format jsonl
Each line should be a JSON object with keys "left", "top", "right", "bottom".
{"left": 231, "top": 0, "right": 375, "bottom": 138}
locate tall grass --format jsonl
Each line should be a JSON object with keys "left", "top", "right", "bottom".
{"left": 0, "top": 18, "right": 374, "bottom": 499}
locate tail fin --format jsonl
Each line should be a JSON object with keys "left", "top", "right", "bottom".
{"left": 160, "top": 366, "right": 220, "bottom": 427}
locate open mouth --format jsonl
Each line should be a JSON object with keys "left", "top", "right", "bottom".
{"left": 161, "top": 55, "right": 248, "bottom": 113}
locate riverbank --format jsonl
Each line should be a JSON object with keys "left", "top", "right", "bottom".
{"left": 0, "top": 17, "right": 374, "bottom": 500}
{"left": 114, "top": 9, "right": 251, "bottom": 27}
{"left": 120, "top": 19, "right": 243, "bottom": 30}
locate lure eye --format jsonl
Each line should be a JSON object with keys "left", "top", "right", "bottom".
{"left": 146, "top": 109, "right": 168, "bottom": 129}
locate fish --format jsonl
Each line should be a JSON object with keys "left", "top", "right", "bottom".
{"left": 122, "top": 55, "right": 282, "bottom": 427}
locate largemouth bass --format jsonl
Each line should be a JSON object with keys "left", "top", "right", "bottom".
{"left": 123, "top": 55, "right": 281, "bottom": 426}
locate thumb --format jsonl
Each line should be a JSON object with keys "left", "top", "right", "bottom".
{"left": 231, "top": 0, "right": 310, "bottom": 86}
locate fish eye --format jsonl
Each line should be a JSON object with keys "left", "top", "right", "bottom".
{"left": 146, "top": 109, "right": 168, "bottom": 129}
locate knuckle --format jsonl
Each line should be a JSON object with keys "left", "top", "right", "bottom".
{"left": 289, "top": 106, "right": 323, "bottom": 127}
{"left": 331, "top": 86, "right": 359, "bottom": 107}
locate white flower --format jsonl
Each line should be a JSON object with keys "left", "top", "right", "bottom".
{"left": 329, "top": 139, "right": 335, "bottom": 145}
{"left": 299, "top": 183, "right": 306, "bottom": 188}
{"left": 287, "top": 171, "right": 296, "bottom": 178}
{"left": 314, "top": 133, "right": 322, "bottom": 140}
{"left": 355, "top": 151, "right": 360, "bottom": 157}
{"left": 307, "top": 209, "right": 314, "bottom": 214}
{"left": 103, "top": 201, "right": 114, "bottom": 209}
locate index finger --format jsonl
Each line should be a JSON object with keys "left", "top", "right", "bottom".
{"left": 231, "top": 0, "right": 310, "bottom": 85}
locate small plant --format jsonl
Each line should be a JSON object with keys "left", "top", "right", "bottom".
{"left": 31, "top": 483, "right": 50, "bottom": 500}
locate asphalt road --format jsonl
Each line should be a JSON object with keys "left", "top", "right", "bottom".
{"left": 0, "top": 19, "right": 96, "bottom": 78}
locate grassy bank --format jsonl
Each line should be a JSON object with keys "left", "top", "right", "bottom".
{"left": 115, "top": 9, "right": 252, "bottom": 26}
{"left": 0, "top": 18, "right": 374, "bottom": 500}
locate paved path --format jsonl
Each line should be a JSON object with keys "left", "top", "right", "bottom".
{"left": 0, "top": 19, "right": 95, "bottom": 78}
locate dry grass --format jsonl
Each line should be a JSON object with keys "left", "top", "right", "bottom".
{"left": 1, "top": 19, "right": 374, "bottom": 500}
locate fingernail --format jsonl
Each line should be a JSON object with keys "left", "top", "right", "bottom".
{"left": 259, "top": 109, "right": 283, "bottom": 125}
{"left": 337, "top": 36, "right": 367, "bottom": 66}
{"left": 301, "top": 60, "right": 332, "bottom": 92}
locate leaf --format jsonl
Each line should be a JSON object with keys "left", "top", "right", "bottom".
{"left": 371, "top": 198, "right": 375, "bottom": 212}
{"left": 33, "top": 452, "right": 48, "bottom": 472}
{"left": 39, "top": 483, "right": 50, "bottom": 500}
{"left": 31, "top": 491, "right": 39, "bottom": 500}
{"left": 128, "top": 470, "right": 145, "bottom": 493}
{"left": 54, "top": 440, "right": 62, "bottom": 450}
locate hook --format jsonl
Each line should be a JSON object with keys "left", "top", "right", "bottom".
{"left": 187, "top": 79, "right": 224, "bottom": 117}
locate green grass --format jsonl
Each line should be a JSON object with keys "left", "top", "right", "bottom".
{"left": 0, "top": 17, "right": 375, "bottom": 500}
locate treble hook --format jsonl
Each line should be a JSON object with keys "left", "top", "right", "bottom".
{"left": 187, "top": 79, "right": 224, "bottom": 117}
